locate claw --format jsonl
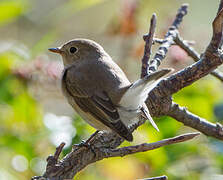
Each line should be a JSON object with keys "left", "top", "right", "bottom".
{"left": 72, "top": 130, "right": 100, "bottom": 157}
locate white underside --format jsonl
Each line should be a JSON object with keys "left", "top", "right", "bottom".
{"left": 117, "top": 107, "right": 140, "bottom": 128}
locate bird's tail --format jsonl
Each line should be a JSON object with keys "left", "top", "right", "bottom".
{"left": 119, "top": 68, "right": 173, "bottom": 130}
{"left": 141, "top": 103, "right": 159, "bottom": 131}
{"left": 119, "top": 68, "right": 173, "bottom": 109}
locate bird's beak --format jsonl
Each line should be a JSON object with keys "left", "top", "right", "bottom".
{"left": 48, "top": 47, "right": 63, "bottom": 54}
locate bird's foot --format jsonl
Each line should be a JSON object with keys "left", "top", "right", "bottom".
{"left": 78, "top": 140, "right": 91, "bottom": 148}
{"left": 72, "top": 130, "right": 100, "bottom": 156}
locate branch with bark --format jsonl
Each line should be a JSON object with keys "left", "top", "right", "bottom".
{"left": 32, "top": 1, "right": 223, "bottom": 179}
{"left": 174, "top": 34, "right": 223, "bottom": 82}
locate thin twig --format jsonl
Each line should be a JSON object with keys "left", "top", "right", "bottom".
{"left": 148, "top": 4, "right": 188, "bottom": 72}
{"left": 174, "top": 35, "right": 223, "bottom": 82}
{"left": 168, "top": 103, "right": 223, "bottom": 140}
{"left": 174, "top": 34, "right": 200, "bottom": 60}
{"left": 156, "top": 6, "right": 223, "bottom": 97}
{"left": 217, "top": 0, "right": 223, "bottom": 48}
{"left": 218, "top": 0, "right": 223, "bottom": 16}
{"left": 31, "top": 143, "right": 65, "bottom": 180}
{"left": 144, "top": 37, "right": 195, "bottom": 46}
{"left": 210, "top": 70, "right": 223, "bottom": 81}
{"left": 106, "top": 132, "right": 200, "bottom": 158}
{"left": 54, "top": 142, "right": 65, "bottom": 160}
{"left": 210, "top": 3, "right": 223, "bottom": 49}
{"left": 141, "top": 13, "right": 157, "bottom": 78}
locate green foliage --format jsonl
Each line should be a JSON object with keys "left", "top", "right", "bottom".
{"left": 173, "top": 78, "right": 222, "bottom": 120}
{"left": 0, "top": 0, "right": 28, "bottom": 26}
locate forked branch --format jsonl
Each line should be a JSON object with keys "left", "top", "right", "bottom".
{"left": 148, "top": 4, "right": 188, "bottom": 72}
{"left": 104, "top": 132, "right": 200, "bottom": 158}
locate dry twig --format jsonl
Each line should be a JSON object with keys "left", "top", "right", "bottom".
{"left": 148, "top": 4, "right": 188, "bottom": 72}
{"left": 105, "top": 132, "right": 200, "bottom": 158}
{"left": 167, "top": 103, "right": 223, "bottom": 140}
{"left": 174, "top": 35, "right": 223, "bottom": 82}
{"left": 141, "top": 13, "right": 157, "bottom": 78}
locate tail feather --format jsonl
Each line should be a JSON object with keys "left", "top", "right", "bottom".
{"left": 141, "top": 104, "right": 159, "bottom": 131}
{"left": 132, "top": 68, "right": 173, "bottom": 90}
{"left": 119, "top": 68, "right": 173, "bottom": 110}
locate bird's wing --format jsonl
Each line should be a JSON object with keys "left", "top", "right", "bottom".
{"left": 62, "top": 67, "right": 133, "bottom": 141}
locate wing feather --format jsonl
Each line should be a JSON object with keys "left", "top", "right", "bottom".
{"left": 62, "top": 66, "right": 133, "bottom": 141}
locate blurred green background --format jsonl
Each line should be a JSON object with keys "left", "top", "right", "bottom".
{"left": 0, "top": 0, "right": 223, "bottom": 179}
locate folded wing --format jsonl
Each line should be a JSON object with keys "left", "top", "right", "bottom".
{"left": 62, "top": 66, "right": 133, "bottom": 141}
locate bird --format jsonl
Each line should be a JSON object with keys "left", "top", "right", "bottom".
{"left": 49, "top": 38, "right": 172, "bottom": 142}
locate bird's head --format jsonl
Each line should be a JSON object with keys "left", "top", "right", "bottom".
{"left": 49, "top": 39, "right": 105, "bottom": 66}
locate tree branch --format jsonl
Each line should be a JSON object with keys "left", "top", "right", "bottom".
{"left": 104, "top": 132, "right": 200, "bottom": 158}
{"left": 141, "top": 13, "right": 157, "bottom": 78}
{"left": 151, "top": 3, "right": 223, "bottom": 98}
{"left": 167, "top": 103, "right": 223, "bottom": 140}
{"left": 210, "top": 70, "right": 223, "bottom": 81}
{"left": 174, "top": 35, "right": 200, "bottom": 60}
{"left": 174, "top": 35, "right": 223, "bottom": 82}
{"left": 210, "top": 1, "right": 223, "bottom": 49}
{"left": 155, "top": 21, "right": 223, "bottom": 97}
{"left": 148, "top": 4, "right": 188, "bottom": 72}
{"left": 31, "top": 132, "right": 200, "bottom": 180}
{"left": 217, "top": 0, "right": 223, "bottom": 14}
{"left": 146, "top": 0, "right": 223, "bottom": 140}
{"left": 149, "top": 37, "right": 195, "bottom": 46}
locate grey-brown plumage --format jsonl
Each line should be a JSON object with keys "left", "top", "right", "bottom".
{"left": 49, "top": 39, "right": 172, "bottom": 142}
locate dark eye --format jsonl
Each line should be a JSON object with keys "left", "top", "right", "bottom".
{"left": 69, "top": 47, "right": 77, "bottom": 54}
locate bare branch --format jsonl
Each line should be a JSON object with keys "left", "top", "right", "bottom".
{"left": 31, "top": 143, "right": 65, "bottom": 180}
{"left": 210, "top": 4, "right": 223, "bottom": 49}
{"left": 31, "top": 132, "right": 199, "bottom": 180}
{"left": 155, "top": 14, "right": 223, "bottom": 97}
{"left": 174, "top": 35, "right": 200, "bottom": 60}
{"left": 141, "top": 13, "right": 157, "bottom": 78}
{"left": 157, "top": 57, "right": 223, "bottom": 97}
{"left": 168, "top": 103, "right": 223, "bottom": 140}
{"left": 105, "top": 132, "right": 200, "bottom": 158}
{"left": 210, "top": 70, "right": 223, "bottom": 81}
{"left": 174, "top": 35, "right": 223, "bottom": 82}
{"left": 149, "top": 37, "right": 195, "bottom": 46}
{"left": 54, "top": 142, "right": 65, "bottom": 160}
{"left": 217, "top": 0, "right": 223, "bottom": 14}
{"left": 148, "top": 4, "right": 188, "bottom": 72}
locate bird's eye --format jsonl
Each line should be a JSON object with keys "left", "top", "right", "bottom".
{"left": 69, "top": 47, "right": 77, "bottom": 54}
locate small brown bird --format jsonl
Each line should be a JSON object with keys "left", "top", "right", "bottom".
{"left": 49, "top": 39, "right": 172, "bottom": 142}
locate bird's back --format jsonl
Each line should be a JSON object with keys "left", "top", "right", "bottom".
{"left": 64, "top": 53, "right": 131, "bottom": 105}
